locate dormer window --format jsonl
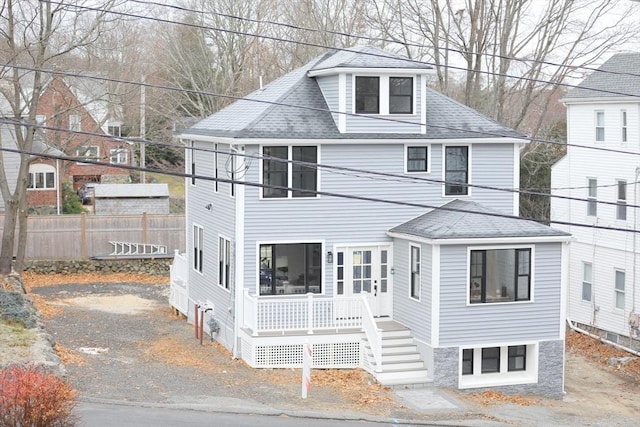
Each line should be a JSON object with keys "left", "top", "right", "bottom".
{"left": 354, "top": 75, "right": 414, "bottom": 115}
{"left": 355, "top": 77, "right": 379, "bottom": 114}
{"left": 389, "top": 77, "right": 413, "bottom": 114}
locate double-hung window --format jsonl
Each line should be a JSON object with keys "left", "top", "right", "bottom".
{"left": 262, "top": 146, "right": 317, "bottom": 198}
{"left": 410, "top": 244, "right": 421, "bottom": 300}
{"left": 389, "top": 77, "right": 413, "bottom": 114}
{"left": 582, "top": 262, "right": 592, "bottom": 302}
{"left": 69, "top": 114, "right": 81, "bottom": 131}
{"left": 587, "top": 178, "right": 597, "bottom": 216}
{"left": 621, "top": 110, "right": 627, "bottom": 143}
{"left": 469, "top": 248, "right": 531, "bottom": 304}
{"left": 355, "top": 76, "right": 380, "bottom": 114}
{"left": 193, "top": 225, "right": 204, "bottom": 273}
{"left": 219, "top": 237, "right": 231, "bottom": 289}
{"left": 615, "top": 270, "right": 625, "bottom": 310}
{"left": 617, "top": 180, "right": 627, "bottom": 220}
{"left": 406, "top": 146, "right": 429, "bottom": 172}
{"left": 595, "top": 111, "right": 605, "bottom": 142}
{"left": 108, "top": 125, "right": 121, "bottom": 137}
{"left": 444, "top": 146, "right": 469, "bottom": 196}
{"left": 110, "top": 148, "right": 128, "bottom": 164}
{"left": 259, "top": 243, "right": 322, "bottom": 295}
{"left": 190, "top": 141, "right": 196, "bottom": 186}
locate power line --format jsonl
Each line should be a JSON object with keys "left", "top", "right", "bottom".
{"left": 128, "top": 0, "right": 640, "bottom": 81}
{"left": 46, "top": 0, "right": 640, "bottom": 101}
{"left": 0, "top": 141, "right": 635, "bottom": 235}
{"left": 4, "top": 62, "right": 640, "bottom": 162}
{"left": 0, "top": 117, "right": 635, "bottom": 209}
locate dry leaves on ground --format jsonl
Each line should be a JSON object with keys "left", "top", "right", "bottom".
{"left": 566, "top": 329, "right": 640, "bottom": 379}
{"left": 29, "top": 294, "right": 62, "bottom": 318}
{"left": 22, "top": 272, "right": 168, "bottom": 291}
{"left": 468, "top": 390, "right": 539, "bottom": 407}
{"left": 54, "top": 343, "right": 86, "bottom": 366}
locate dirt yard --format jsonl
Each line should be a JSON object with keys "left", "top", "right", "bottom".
{"left": 4, "top": 272, "right": 640, "bottom": 426}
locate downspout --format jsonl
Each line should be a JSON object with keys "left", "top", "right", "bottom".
{"left": 568, "top": 320, "right": 640, "bottom": 357}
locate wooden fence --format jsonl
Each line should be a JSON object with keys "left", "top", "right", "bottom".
{"left": 0, "top": 213, "right": 185, "bottom": 260}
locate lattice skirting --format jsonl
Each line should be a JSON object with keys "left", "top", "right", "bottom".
{"left": 240, "top": 331, "right": 363, "bottom": 369}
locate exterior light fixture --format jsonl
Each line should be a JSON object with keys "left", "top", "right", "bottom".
{"left": 327, "top": 251, "right": 333, "bottom": 264}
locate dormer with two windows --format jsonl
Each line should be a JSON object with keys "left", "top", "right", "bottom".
{"left": 307, "top": 46, "right": 432, "bottom": 134}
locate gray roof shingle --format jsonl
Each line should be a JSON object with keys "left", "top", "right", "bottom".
{"left": 564, "top": 53, "right": 640, "bottom": 100}
{"left": 310, "top": 45, "right": 432, "bottom": 71}
{"left": 389, "top": 199, "right": 569, "bottom": 240}
{"left": 181, "top": 47, "right": 523, "bottom": 140}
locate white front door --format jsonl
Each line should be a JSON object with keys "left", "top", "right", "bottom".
{"left": 335, "top": 246, "right": 392, "bottom": 317}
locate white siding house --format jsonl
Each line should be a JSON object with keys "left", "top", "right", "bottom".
{"left": 172, "top": 46, "right": 570, "bottom": 398}
{"left": 551, "top": 53, "right": 640, "bottom": 350}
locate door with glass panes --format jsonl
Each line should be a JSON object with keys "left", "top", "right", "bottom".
{"left": 335, "top": 246, "right": 392, "bottom": 317}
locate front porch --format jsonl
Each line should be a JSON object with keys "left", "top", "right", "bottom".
{"left": 240, "top": 291, "right": 431, "bottom": 386}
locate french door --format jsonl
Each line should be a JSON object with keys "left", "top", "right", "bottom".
{"left": 335, "top": 245, "right": 392, "bottom": 317}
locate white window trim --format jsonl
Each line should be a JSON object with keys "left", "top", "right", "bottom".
{"left": 586, "top": 177, "right": 597, "bottom": 217}
{"left": 621, "top": 110, "right": 627, "bottom": 143}
{"left": 616, "top": 179, "right": 627, "bottom": 221}
{"left": 404, "top": 144, "right": 431, "bottom": 174}
{"left": 214, "top": 143, "right": 219, "bottom": 193}
{"left": 28, "top": 164, "right": 56, "bottom": 190}
{"left": 351, "top": 74, "right": 417, "bottom": 116}
{"left": 109, "top": 148, "right": 128, "bottom": 164}
{"left": 69, "top": 114, "right": 81, "bottom": 131}
{"left": 466, "top": 244, "right": 535, "bottom": 306}
{"left": 442, "top": 144, "right": 472, "bottom": 198}
{"left": 76, "top": 146, "right": 100, "bottom": 164}
{"left": 582, "top": 262, "right": 593, "bottom": 303}
{"left": 595, "top": 110, "right": 605, "bottom": 142}
{"left": 410, "top": 242, "right": 421, "bottom": 301}
{"left": 255, "top": 239, "right": 326, "bottom": 297}
{"left": 218, "top": 235, "right": 232, "bottom": 292}
{"left": 258, "top": 145, "right": 320, "bottom": 200}
{"left": 614, "top": 269, "right": 625, "bottom": 311}
{"left": 192, "top": 223, "right": 204, "bottom": 275}
{"left": 459, "top": 343, "right": 538, "bottom": 389}
{"left": 190, "top": 141, "right": 196, "bottom": 187}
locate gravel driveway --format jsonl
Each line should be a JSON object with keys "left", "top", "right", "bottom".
{"left": 28, "top": 278, "right": 640, "bottom": 427}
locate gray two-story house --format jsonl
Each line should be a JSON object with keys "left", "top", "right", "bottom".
{"left": 171, "top": 46, "right": 570, "bottom": 398}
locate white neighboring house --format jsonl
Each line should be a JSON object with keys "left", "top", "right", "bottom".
{"left": 551, "top": 53, "right": 640, "bottom": 349}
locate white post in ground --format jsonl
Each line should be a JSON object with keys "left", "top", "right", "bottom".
{"left": 302, "top": 340, "right": 312, "bottom": 399}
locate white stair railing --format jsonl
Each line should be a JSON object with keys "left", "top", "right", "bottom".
{"left": 361, "top": 294, "right": 383, "bottom": 372}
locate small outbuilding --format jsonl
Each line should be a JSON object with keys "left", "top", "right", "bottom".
{"left": 93, "top": 183, "right": 170, "bottom": 215}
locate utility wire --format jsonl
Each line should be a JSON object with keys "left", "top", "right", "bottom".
{"left": 128, "top": 0, "right": 640, "bottom": 80}
{"left": 0, "top": 141, "right": 634, "bottom": 235}
{"left": 0, "top": 117, "right": 635, "bottom": 209}
{"left": 4, "top": 62, "right": 640, "bottom": 162}
{"left": 46, "top": 0, "right": 640, "bottom": 100}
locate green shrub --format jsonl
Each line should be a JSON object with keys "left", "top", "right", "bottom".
{"left": 61, "top": 182, "right": 85, "bottom": 214}
{"left": 0, "top": 364, "right": 77, "bottom": 426}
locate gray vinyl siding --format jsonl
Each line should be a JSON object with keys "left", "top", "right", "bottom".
{"left": 438, "top": 242, "right": 562, "bottom": 346}
{"left": 316, "top": 75, "right": 340, "bottom": 127}
{"left": 243, "top": 142, "right": 514, "bottom": 295}
{"left": 345, "top": 74, "right": 423, "bottom": 133}
{"left": 392, "top": 239, "right": 432, "bottom": 343}
{"left": 187, "top": 141, "right": 236, "bottom": 331}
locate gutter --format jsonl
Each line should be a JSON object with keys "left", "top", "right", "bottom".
{"left": 567, "top": 320, "right": 640, "bottom": 357}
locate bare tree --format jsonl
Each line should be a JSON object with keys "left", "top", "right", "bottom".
{"left": 0, "top": 0, "right": 120, "bottom": 278}
{"left": 366, "top": 0, "right": 640, "bottom": 136}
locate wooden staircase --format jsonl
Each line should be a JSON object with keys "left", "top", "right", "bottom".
{"left": 363, "top": 320, "right": 431, "bottom": 386}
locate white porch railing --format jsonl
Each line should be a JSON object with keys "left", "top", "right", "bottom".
{"left": 169, "top": 250, "right": 189, "bottom": 316}
{"left": 109, "top": 241, "right": 167, "bottom": 256}
{"left": 243, "top": 290, "right": 366, "bottom": 335}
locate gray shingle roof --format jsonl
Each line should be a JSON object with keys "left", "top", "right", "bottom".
{"left": 310, "top": 45, "right": 432, "bottom": 71}
{"left": 564, "top": 53, "right": 640, "bottom": 100}
{"left": 181, "top": 47, "right": 523, "bottom": 140}
{"left": 389, "top": 199, "right": 569, "bottom": 240}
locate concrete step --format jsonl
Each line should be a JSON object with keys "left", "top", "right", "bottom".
{"left": 374, "top": 368, "right": 431, "bottom": 386}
